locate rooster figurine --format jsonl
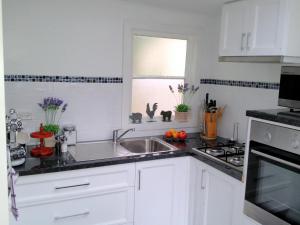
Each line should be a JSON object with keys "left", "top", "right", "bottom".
{"left": 146, "top": 103, "right": 158, "bottom": 120}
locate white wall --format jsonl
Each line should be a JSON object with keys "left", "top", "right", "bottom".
{"left": 3, "top": 0, "right": 213, "bottom": 141}
{"left": 4, "top": 0, "right": 283, "bottom": 142}
{"left": 0, "top": 0, "right": 9, "bottom": 223}
{"left": 205, "top": 16, "right": 282, "bottom": 142}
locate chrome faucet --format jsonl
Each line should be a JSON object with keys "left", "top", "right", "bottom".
{"left": 113, "top": 128, "right": 135, "bottom": 143}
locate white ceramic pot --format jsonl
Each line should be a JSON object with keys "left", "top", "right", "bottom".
{"left": 44, "top": 136, "right": 56, "bottom": 148}
{"left": 174, "top": 111, "right": 190, "bottom": 123}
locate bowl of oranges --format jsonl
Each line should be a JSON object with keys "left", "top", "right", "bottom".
{"left": 164, "top": 129, "right": 187, "bottom": 142}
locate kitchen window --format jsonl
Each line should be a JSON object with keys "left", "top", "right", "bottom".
{"left": 131, "top": 35, "right": 187, "bottom": 120}
{"left": 122, "top": 22, "right": 199, "bottom": 129}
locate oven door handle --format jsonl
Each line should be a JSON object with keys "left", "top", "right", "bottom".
{"left": 251, "top": 149, "right": 300, "bottom": 169}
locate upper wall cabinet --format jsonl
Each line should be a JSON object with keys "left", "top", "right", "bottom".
{"left": 246, "top": 0, "right": 285, "bottom": 56}
{"left": 219, "top": 0, "right": 300, "bottom": 63}
{"left": 219, "top": 1, "right": 248, "bottom": 56}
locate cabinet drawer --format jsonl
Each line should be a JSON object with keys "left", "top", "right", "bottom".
{"left": 15, "top": 164, "right": 135, "bottom": 204}
{"left": 11, "top": 188, "right": 134, "bottom": 225}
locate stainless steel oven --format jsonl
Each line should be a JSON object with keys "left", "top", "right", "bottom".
{"left": 244, "top": 121, "right": 300, "bottom": 225}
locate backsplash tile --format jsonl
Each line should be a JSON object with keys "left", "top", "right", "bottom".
{"left": 5, "top": 81, "right": 123, "bottom": 141}
{"left": 5, "top": 75, "right": 123, "bottom": 84}
{"left": 200, "top": 79, "right": 279, "bottom": 90}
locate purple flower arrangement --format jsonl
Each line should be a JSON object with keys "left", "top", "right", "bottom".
{"left": 38, "top": 97, "right": 68, "bottom": 134}
{"left": 169, "top": 83, "right": 200, "bottom": 112}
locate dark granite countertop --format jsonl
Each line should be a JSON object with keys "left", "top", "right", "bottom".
{"left": 13, "top": 133, "right": 243, "bottom": 181}
{"left": 246, "top": 109, "right": 300, "bottom": 127}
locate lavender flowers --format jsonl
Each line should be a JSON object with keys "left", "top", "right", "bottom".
{"left": 38, "top": 97, "right": 68, "bottom": 134}
{"left": 169, "top": 83, "right": 200, "bottom": 112}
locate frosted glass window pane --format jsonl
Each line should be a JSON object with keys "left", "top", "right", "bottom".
{"left": 133, "top": 36, "right": 187, "bottom": 77}
{"left": 132, "top": 79, "right": 184, "bottom": 116}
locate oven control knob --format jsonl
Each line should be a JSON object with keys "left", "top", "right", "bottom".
{"left": 291, "top": 140, "right": 300, "bottom": 149}
{"left": 263, "top": 132, "right": 272, "bottom": 143}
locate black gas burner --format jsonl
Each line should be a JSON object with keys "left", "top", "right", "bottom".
{"left": 206, "top": 148, "right": 225, "bottom": 156}
{"left": 228, "top": 156, "right": 244, "bottom": 167}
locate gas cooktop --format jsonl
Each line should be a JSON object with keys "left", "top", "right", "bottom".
{"left": 192, "top": 142, "right": 245, "bottom": 171}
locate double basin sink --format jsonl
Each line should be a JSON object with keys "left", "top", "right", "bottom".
{"left": 69, "top": 137, "right": 178, "bottom": 162}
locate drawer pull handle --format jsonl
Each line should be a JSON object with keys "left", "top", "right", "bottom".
{"left": 246, "top": 32, "right": 251, "bottom": 51}
{"left": 201, "top": 169, "right": 206, "bottom": 190}
{"left": 138, "top": 170, "right": 141, "bottom": 191}
{"left": 55, "top": 182, "right": 90, "bottom": 190}
{"left": 241, "top": 33, "right": 246, "bottom": 51}
{"left": 54, "top": 210, "right": 90, "bottom": 220}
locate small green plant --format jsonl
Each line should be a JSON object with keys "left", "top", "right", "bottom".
{"left": 43, "top": 124, "right": 60, "bottom": 134}
{"left": 175, "top": 104, "right": 190, "bottom": 112}
{"left": 169, "top": 83, "right": 199, "bottom": 112}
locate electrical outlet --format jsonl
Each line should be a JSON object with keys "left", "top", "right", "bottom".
{"left": 18, "top": 112, "right": 33, "bottom": 120}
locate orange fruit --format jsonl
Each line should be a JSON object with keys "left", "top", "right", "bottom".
{"left": 172, "top": 132, "right": 179, "bottom": 139}
{"left": 165, "top": 131, "right": 172, "bottom": 138}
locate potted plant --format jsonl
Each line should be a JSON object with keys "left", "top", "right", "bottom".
{"left": 169, "top": 83, "right": 199, "bottom": 122}
{"left": 38, "top": 97, "right": 68, "bottom": 147}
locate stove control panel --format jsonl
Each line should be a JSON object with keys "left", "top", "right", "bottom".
{"left": 263, "top": 131, "right": 272, "bottom": 143}
{"left": 291, "top": 134, "right": 300, "bottom": 149}
{"left": 251, "top": 120, "right": 300, "bottom": 155}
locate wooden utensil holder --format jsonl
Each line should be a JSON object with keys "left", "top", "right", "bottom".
{"left": 203, "top": 112, "right": 218, "bottom": 140}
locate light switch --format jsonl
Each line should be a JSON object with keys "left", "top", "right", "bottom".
{"left": 18, "top": 112, "right": 33, "bottom": 120}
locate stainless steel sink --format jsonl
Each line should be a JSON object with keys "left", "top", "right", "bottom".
{"left": 120, "top": 137, "right": 177, "bottom": 154}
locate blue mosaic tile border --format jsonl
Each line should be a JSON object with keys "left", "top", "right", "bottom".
{"left": 4, "top": 75, "right": 123, "bottom": 84}
{"left": 200, "top": 79, "right": 279, "bottom": 90}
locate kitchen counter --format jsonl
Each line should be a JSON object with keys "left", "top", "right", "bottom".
{"left": 13, "top": 133, "right": 243, "bottom": 181}
{"left": 247, "top": 109, "right": 300, "bottom": 127}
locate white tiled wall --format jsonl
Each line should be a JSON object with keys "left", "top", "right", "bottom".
{"left": 5, "top": 82, "right": 123, "bottom": 141}
{"left": 3, "top": 0, "right": 213, "bottom": 141}
{"left": 4, "top": 1, "right": 284, "bottom": 142}
{"left": 207, "top": 85, "right": 280, "bottom": 142}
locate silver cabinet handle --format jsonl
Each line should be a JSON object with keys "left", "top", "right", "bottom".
{"left": 246, "top": 32, "right": 251, "bottom": 51}
{"left": 138, "top": 170, "right": 141, "bottom": 190}
{"left": 201, "top": 169, "right": 206, "bottom": 190}
{"left": 55, "top": 182, "right": 90, "bottom": 190}
{"left": 54, "top": 210, "right": 90, "bottom": 220}
{"left": 241, "top": 33, "right": 246, "bottom": 51}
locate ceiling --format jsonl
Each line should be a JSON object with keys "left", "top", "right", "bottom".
{"left": 122, "top": 0, "right": 229, "bottom": 15}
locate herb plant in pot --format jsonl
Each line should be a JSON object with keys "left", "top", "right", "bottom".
{"left": 169, "top": 83, "right": 199, "bottom": 122}
{"left": 38, "top": 97, "right": 68, "bottom": 147}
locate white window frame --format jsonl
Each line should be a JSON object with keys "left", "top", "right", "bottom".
{"left": 122, "top": 21, "right": 201, "bottom": 131}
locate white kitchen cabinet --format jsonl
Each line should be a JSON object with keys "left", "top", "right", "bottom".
{"left": 134, "top": 157, "right": 190, "bottom": 225}
{"left": 190, "top": 158, "right": 243, "bottom": 225}
{"left": 246, "top": 0, "right": 285, "bottom": 55}
{"left": 10, "top": 164, "right": 135, "bottom": 225}
{"left": 10, "top": 156, "right": 247, "bottom": 225}
{"left": 219, "top": 0, "right": 300, "bottom": 60}
{"left": 11, "top": 158, "right": 190, "bottom": 225}
{"left": 219, "top": 1, "right": 247, "bottom": 56}
{"left": 10, "top": 189, "right": 134, "bottom": 225}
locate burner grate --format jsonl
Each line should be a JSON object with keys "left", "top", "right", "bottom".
{"left": 228, "top": 156, "right": 244, "bottom": 167}
{"left": 206, "top": 148, "right": 225, "bottom": 157}
{"left": 192, "top": 144, "right": 245, "bottom": 168}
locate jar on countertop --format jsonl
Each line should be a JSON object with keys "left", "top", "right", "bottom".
{"left": 63, "top": 125, "right": 77, "bottom": 146}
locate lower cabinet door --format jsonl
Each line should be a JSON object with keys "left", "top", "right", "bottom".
{"left": 134, "top": 157, "right": 189, "bottom": 225}
{"left": 193, "top": 159, "right": 242, "bottom": 225}
{"left": 10, "top": 188, "right": 134, "bottom": 225}
{"left": 202, "top": 169, "right": 236, "bottom": 225}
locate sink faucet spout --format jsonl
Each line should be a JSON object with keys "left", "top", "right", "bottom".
{"left": 113, "top": 128, "right": 135, "bottom": 143}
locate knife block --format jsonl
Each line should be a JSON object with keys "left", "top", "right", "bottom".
{"left": 202, "top": 112, "right": 218, "bottom": 140}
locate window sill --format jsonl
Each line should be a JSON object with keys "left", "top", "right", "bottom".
{"left": 125, "top": 118, "right": 199, "bottom": 132}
